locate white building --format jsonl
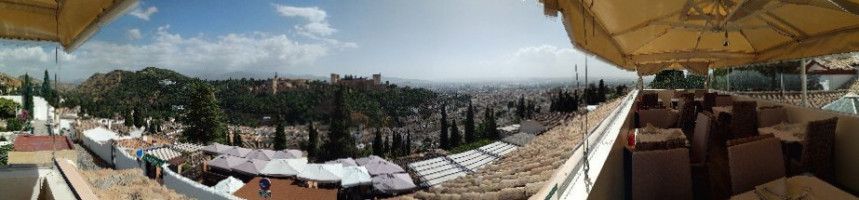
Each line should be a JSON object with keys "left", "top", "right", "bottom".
{"left": 0, "top": 95, "right": 54, "bottom": 121}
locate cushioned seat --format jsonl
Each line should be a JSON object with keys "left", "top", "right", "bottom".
{"left": 758, "top": 107, "right": 789, "bottom": 128}
{"left": 639, "top": 109, "right": 677, "bottom": 128}
{"left": 728, "top": 136, "right": 785, "bottom": 195}
{"left": 631, "top": 148, "right": 693, "bottom": 200}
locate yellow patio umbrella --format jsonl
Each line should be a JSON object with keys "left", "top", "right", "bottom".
{"left": 0, "top": 0, "right": 138, "bottom": 52}
{"left": 541, "top": 0, "right": 859, "bottom": 76}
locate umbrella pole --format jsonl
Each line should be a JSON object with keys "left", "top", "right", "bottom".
{"left": 801, "top": 59, "right": 809, "bottom": 107}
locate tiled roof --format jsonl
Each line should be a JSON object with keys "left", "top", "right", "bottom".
{"left": 13, "top": 135, "right": 74, "bottom": 151}
{"left": 732, "top": 90, "right": 846, "bottom": 108}
{"left": 144, "top": 147, "right": 182, "bottom": 162}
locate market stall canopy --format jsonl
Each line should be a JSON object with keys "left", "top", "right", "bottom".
{"left": 364, "top": 160, "right": 405, "bottom": 176}
{"left": 207, "top": 155, "right": 245, "bottom": 171}
{"left": 0, "top": 0, "right": 138, "bottom": 52}
{"left": 213, "top": 176, "right": 244, "bottom": 194}
{"left": 245, "top": 149, "right": 276, "bottom": 161}
{"left": 541, "top": 0, "right": 859, "bottom": 75}
{"left": 201, "top": 143, "right": 232, "bottom": 154}
{"left": 260, "top": 158, "right": 308, "bottom": 177}
{"left": 233, "top": 159, "right": 269, "bottom": 176}
{"left": 355, "top": 155, "right": 385, "bottom": 166}
{"left": 297, "top": 164, "right": 344, "bottom": 184}
{"left": 371, "top": 173, "right": 417, "bottom": 194}
{"left": 272, "top": 149, "right": 303, "bottom": 159}
{"left": 340, "top": 166, "right": 372, "bottom": 188}
{"left": 325, "top": 157, "right": 358, "bottom": 167}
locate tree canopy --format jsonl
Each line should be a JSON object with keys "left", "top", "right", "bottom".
{"left": 181, "top": 82, "right": 227, "bottom": 145}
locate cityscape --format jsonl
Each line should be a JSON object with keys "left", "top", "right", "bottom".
{"left": 1, "top": 1, "right": 859, "bottom": 200}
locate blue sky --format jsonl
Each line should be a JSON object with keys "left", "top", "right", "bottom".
{"left": 0, "top": 0, "right": 636, "bottom": 82}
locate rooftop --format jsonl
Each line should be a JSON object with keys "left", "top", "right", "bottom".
{"left": 13, "top": 135, "right": 74, "bottom": 152}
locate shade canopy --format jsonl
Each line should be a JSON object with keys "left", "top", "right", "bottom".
{"left": 233, "top": 158, "right": 269, "bottom": 176}
{"left": 0, "top": 0, "right": 138, "bottom": 52}
{"left": 297, "top": 164, "right": 344, "bottom": 183}
{"left": 207, "top": 155, "right": 245, "bottom": 171}
{"left": 260, "top": 158, "right": 308, "bottom": 177}
{"left": 340, "top": 166, "right": 372, "bottom": 188}
{"left": 272, "top": 149, "right": 303, "bottom": 159}
{"left": 201, "top": 143, "right": 232, "bottom": 154}
{"left": 541, "top": 0, "right": 859, "bottom": 75}
{"left": 325, "top": 157, "right": 358, "bottom": 167}
{"left": 223, "top": 147, "right": 252, "bottom": 158}
{"left": 371, "top": 173, "right": 416, "bottom": 194}
{"left": 245, "top": 149, "right": 276, "bottom": 161}
{"left": 213, "top": 176, "right": 245, "bottom": 194}
{"left": 364, "top": 160, "right": 405, "bottom": 176}
{"left": 355, "top": 155, "right": 386, "bottom": 166}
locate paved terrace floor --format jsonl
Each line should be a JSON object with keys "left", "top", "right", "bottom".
{"left": 234, "top": 177, "right": 338, "bottom": 200}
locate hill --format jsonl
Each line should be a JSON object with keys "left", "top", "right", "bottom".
{"left": 64, "top": 67, "right": 195, "bottom": 119}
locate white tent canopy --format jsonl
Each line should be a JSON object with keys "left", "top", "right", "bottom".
{"left": 213, "top": 176, "right": 244, "bottom": 194}
{"left": 260, "top": 158, "right": 308, "bottom": 177}
{"left": 0, "top": 0, "right": 139, "bottom": 52}
{"left": 297, "top": 164, "right": 344, "bottom": 184}
{"left": 340, "top": 166, "right": 372, "bottom": 188}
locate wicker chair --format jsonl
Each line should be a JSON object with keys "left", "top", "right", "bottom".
{"left": 677, "top": 93, "right": 697, "bottom": 133}
{"left": 728, "top": 135, "right": 785, "bottom": 195}
{"left": 691, "top": 113, "right": 712, "bottom": 166}
{"left": 641, "top": 93, "right": 660, "bottom": 109}
{"left": 715, "top": 95, "right": 733, "bottom": 107}
{"left": 731, "top": 101, "right": 758, "bottom": 139}
{"left": 639, "top": 109, "right": 677, "bottom": 128}
{"left": 792, "top": 117, "right": 838, "bottom": 183}
{"left": 703, "top": 93, "right": 717, "bottom": 112}
{"left": 757, "top": 107, "right": 789, "bottom": 128}
{"left": 631, "top": 148, "right": 693, "bottom": 200}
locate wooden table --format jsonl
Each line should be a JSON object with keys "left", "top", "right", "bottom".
{"left": 731, "top": 176, "right": 858, "bottom": 200}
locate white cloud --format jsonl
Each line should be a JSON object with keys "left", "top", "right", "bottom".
{"left": 0, "top": 25, "right": 336, "bottom": 81}
{"left": 127, "top": 29, "right": 142, "bottom": 40}
{"left": 130, "top": 6, "right": 158, "bottom": 21}
{"left": 272, "top": 4, "right": 337, "bottom": 37}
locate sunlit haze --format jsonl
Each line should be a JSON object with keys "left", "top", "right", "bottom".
{"left": 0, "top": 0, "right": 635, "bottom": 82}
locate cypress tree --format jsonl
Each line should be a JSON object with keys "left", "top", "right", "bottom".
{"left": 465, "top": 102, "right": 475, "bottom": 143}
{"left": 233, "top": 130, "right": 244, "bottom": 147}
{"left": 132, "top": 107, "right": 145, "bottom": 128}
{"left": 320, "top": 85, "right": 357, "bottom": 160}
{"left": 598, "top": 79, "right": 606, "bottom": 103}
{"left": 484, "top": 107, "right": 498, "bottom": 139}
{"left": 42, "top": 70, "right": 52, "bottom": 105}
{"left": 182, "top": 82, "right": 228, "bottom": 144}
{"left": 306, "top": 122, "right": 318, "bottom": 159}
{"left": 383, "top": 136, "right": 390, "bottom": 156}
{"left": 516, "top": 95, "right": 525, "bottom": 121}
{"left": 273, "top": 114, "right": 287, "bottom": 150}
{"left": 22, "top": 74, "right": 33, "bottom": 118}
{"left": 392, "top": 130, "right": 401, "bottom": 156}
{"left": 439, "top": 103, "right": 449, "bottom": 150}
{"left": 450, "top": 120, "right": 460, "bottom": 148}
{"left": 405, "top": 132, "right": 412, "bottom": 155}
{"left": 373, "top": 129, "right": 383, "bottom": 155}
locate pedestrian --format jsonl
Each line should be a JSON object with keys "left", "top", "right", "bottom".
{"left": 259, "top": 177, "right": 272, "bottom": 200}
